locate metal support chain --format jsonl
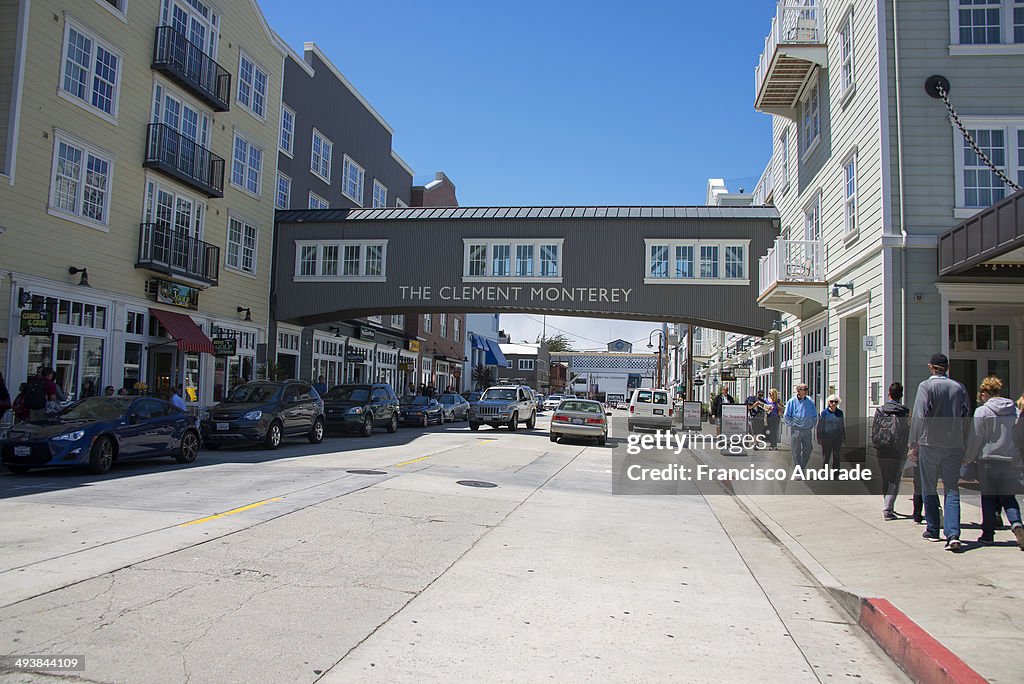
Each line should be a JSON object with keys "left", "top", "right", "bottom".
{"left": 935, "top": 82, "right": 1021, "bottom": 192}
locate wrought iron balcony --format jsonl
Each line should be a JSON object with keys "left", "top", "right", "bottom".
{"left": 757, "top": 238, "right": 827, "bottom": 316}
{"left": 137, "top": 222, "right": 220, "bottom": 286}
{"left": 144, "top": 123, "right": 224, "bottom": 198}
{"left": 754, "top": 0, "right": 828, "bottom": 118}
{"left": 152, "top": 25, "right": 230, "bottom": 111}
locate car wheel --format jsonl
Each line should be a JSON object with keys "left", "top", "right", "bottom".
{"left": 6, "top": 465, "right": 31, "bottom": 475}
{"left": 88, "top": 436, "right": 115, "bottom": 474}
{"left": 175, "top": 430, "right": 200, "bottom": 464}
{"left": 309, "top": 417, "right": 325, "bottom": 444}
{"left": 549, "top": 433, "right": 558, "bottom": 443}
{"left": 526, "top": 411, "right": 536, "bottom": 429}
{"left": 508, "top": 412, "right": 518, "bottom": 431}
{"left": 263, "top": 421, "right": 283, "bottom": 450}
{"left": 205, "top": 443, "right": 222, "bottom": 451}
{"left": 598, "top": 434, "right": 607, "bottom": 446}
{"left": 360, "top": 416, "right": 373, "bottom": 438}
{"left": 469, "top": 422, "right": 480, "bottom": 431}
{"left": 627, "top": 423, "right": 634, "bottom": 432}
{"left": 387, "top": 414, "right": 398, "bottom": 433}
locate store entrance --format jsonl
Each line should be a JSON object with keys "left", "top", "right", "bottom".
{"left": 149, "top": 349, "right": 176, "bottom": 399}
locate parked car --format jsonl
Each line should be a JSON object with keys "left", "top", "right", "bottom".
{"left": 627, "top": 388, "right": 673, "bottom": 432}
{"left": 399, "top": 396, "right": 445, "bottom": 426}
{"left": 323, "top": 383, "right": 400, "bottom": 436}
{"left": 549, "top": 399, "right": 611, "bottom": 445}
{"left": 202, "top": 381, "right": 324, "bottom": 450}
{"left": 1, "top": 397, "right": 201, "bottom": 474}
{"left": 542, "top": 394, "right": 565, "bottom": 411}
{"left": 438, "top": 393, "right": 470, "bottom": 422}
{"left": 462, "top": 391, "right": 482, "bottom": 404}
{"left": 469, "top": 385, "right": 537, "bottom": 431}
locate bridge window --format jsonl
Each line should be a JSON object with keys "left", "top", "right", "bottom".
{"left": 644, "top": 239, "right": 748, "bottom": 284}
{"left": 649, "top": 245, "right": 670, "bottom": 278}
{"left": 725, "top": 246, "right": 746, "bottom": 279}
{"left": 700, "top": 246, "right": 719, "bottom": 278}
{"left": 463, "top": 239, "right": 563, "bottom": 282}
{"left": 293, "top": 240, "right": 387, "bottom": 281}
{"left": 675, "top": 246, "right": 694, "bottom": 278}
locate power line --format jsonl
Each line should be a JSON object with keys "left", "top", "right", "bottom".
{"left": 515, "top": 314, "right": 611, "bottom": 346}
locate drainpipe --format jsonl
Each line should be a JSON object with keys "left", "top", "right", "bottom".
{"left": 893, "top": 0, "right": 909, "bottom": 384}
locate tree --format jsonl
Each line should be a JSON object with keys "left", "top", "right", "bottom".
{"left": 472, "top": 364, "right": 495, "bottom": 390}
{"left": 539, "top": 333, "right": 575, "bottom": 353}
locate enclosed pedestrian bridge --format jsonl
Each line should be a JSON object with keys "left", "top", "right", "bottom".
{"left": 273, "top": 206, "right": 782, "bottom": 336}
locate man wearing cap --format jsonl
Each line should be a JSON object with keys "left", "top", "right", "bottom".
{"left": 909, "top": 353, "right": 971, "bottom": 552}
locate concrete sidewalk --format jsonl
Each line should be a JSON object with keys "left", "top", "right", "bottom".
{"left": 683, "top": 425, "right": 1023, "bottom": 684}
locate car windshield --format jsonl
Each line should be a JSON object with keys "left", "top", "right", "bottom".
{"left": 465, "top": 393, "right": 481, "bottom": 402}
{"left": 325, "top": 387, "right": 370, "bottom": 402}
{"left": 560, "top": 401, "right": 603, "bottom": 414}
{"left": 482, "top": 388, "right": 517, "bottom": 401}
{"left": 439, "top": 394, "right": 460, "bottom": 404}
{"left": 402, "top": 396, "right": 431, "bottom": 407}
{"left": 57, "top": 398, "right": 132, "bottom": 421}
{"left": 225, "top": 384, "right": 280, "bottom": 403}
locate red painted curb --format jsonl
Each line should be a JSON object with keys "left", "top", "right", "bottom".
{"left": 860, "top": 598, "right": 988, "bottom": 684}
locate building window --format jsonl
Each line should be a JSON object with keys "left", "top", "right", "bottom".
{"left": 464, "top": 240, "right": 564, "bottom": 280}
{"left": 100, "top": 0, "right": 127, "bottom": 15}
{"left": 960, "top": 127, "right": 1010, "bottom": 207}
{"left": 779, "top": 129, "right": 790, "bottom": 192}
{"left": 675, "top": 245, "right": 694, "bottom": 278}
{"left": 644, "top": 240, "right": 745, "bottom": 283}
{"left": 343, "top": 245, "right": 361, "bottom": 276}
{"left": 320, "top": 244, "right": 339, "bottom": 276}
{"left": 800, "top": 79, "right": 820, "bottom": 156}
{"left": 424, "top": 313, "right": 432, "bottom": 333}
{"left": 226, "top": 217, "right": 258, "bottom": 274}
{"left": 342, "top": 155, "right": 365, "bottom": 205}
{"left": 392, "top": 314, "right": 404, "bottom": 328}
{"left": 649, "top": 245, "right": 669, "bottom": 278}
{"left": 454, "top": 317, "right": 461, "bottom": 342}
{"left": 60, "top": 21, "right": 121, "bottom": 119}
{"left": 492, "top": 245, "right": 511, "bottom": 277}
{"left": 957, "top": 0, "right": 1003, "bottom": 44}
{"left": 839, "top": 12, "right": 854, "bottom": 96}
{"left": 311, "top": 129, "right": 332, "bottom": 182}
{"left": 518, "top": 359, "right": 535, "bottom": 371}
{"left": 49, "top": 135, "right": 112, "bottom": 226}
{"left": 309, "top": 192, "right": 329, "bottom": 210}
{"left": 231, "top": 133, "right": 262, "bottom": 196}
{"left": 276, "top": 173, "right": 291, "bottom": 209}
{"left": 516, "top": 244, "right": 534, "bottom": 276}
{"left": 700, "top": 246, "right": 719, "bottom": 279}
{"left": 280, "top": 106, "right": 295, "bottom": 155}
{"left": 237, "top": 52, "right": 268, "bottom": 118}
{"left": 440, "top": 313, "right": 447, "bottom": 337}
{"left": 844, "top": 156, "right": 858, "bottom": 234}
{"left": 804, "top": 194, "right": 821, "bottom": 241}
{"left": 373, "top": 180, "right": 387, "bottom": 208}
{"left": 293, "top": 240, "right": 388, "bottom": 280}
{"left": 724, "top": 245, "right": 746, "bottom": 279}
{"left": 468, "top": 244, "right": 487, "bottom": 276}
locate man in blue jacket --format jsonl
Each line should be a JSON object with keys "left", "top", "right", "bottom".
{"left": 783, "top": 383, "right": 817, "bottom": 468}
{"left": 909, "top": 353, "right": 970, "bottom": 552}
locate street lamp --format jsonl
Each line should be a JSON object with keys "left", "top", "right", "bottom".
{"left": 647, "top": 329, "right": 665, "bottom": 388}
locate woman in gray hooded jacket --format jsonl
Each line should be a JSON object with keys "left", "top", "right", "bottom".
{"left": 966, "top": 376, "right": 1024, "bottom": 548}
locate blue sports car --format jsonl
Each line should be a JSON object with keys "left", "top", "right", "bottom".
{"left": 1, "top": 397, "right": 201, "bottom": 475}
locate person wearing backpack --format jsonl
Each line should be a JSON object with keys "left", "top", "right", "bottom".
{"left": 873, "top": 382, "right": 912, "bottom": 521}
{"left": 23, "top": 369, "right": 56, "bottom": 422}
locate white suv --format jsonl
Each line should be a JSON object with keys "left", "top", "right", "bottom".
{"left": 543, "top": 394, "right": 564, "bottom": 411}
{"left": 627, "top": 388, "right": 674, "bottom": 431}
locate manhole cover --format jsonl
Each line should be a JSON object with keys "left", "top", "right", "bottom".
{"left": 347, "top": 469, "right": 388, "bottom": 475}
{"left": 457, "top": 480, "right": 498, "bottom": 488}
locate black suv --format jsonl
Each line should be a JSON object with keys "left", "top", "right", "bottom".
{"left": 202, "top": 381, "right": 325, "bottom": 450}
{"left": 322, "top": 383, "right": 400, "bottom": 436}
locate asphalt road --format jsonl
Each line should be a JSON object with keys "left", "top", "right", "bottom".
{"left": 0, "top": 412, "right": 908, "bottom": 683}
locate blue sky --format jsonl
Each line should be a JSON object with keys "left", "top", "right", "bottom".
{"left": 261, "top": 0, "right": 779, "bottom": 348}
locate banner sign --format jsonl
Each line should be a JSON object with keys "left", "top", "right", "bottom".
{"left": 407, "top": 340, "right": 421, "bottom": 352}
{"left": 398, "top": 360, "right": 415, "bottom": 371}
{"left": 721, "top": 370, "right": 737, "bottom": 382}
{"left": 346, "top": 351, "right": 367, "bottom": 363}
{"left": 720, "top": 403, "right": 748, "bottom": 436}
{"left": 212, "top": 338, "right": 237, "bottom": 356}
{"left": 682, "top": 401, "right": 703, "bottom": 430}
{"left": 155, "top": 279, "right": 198, "bottom": 310}
{"left": 692, "top": 379, "right": 705, "bottom": 387}
{"left": 733, "top": 368, "right": 751, "bottom": 378}
{"left": 19, "top": 310, "right": 52, "bottom": 336}
{"left": 359, "top": 326, "right": 376, "bottom": 341}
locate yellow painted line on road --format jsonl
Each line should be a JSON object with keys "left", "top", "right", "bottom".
{"left": 179, "top": 497, "right": 283, "bottom": 527}
{"left": 395, "top": 455, "right": 430, "bottom": 467}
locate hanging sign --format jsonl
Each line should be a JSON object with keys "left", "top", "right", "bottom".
{"left": 359, "top": 326, "right": 376, "bottom": 341}
{"left": 19, "top": 310, "right": 52, "bottom": 336}
{"left": 212, "top": 338, "right": 237, "bottom": 356}
{"left": 346, "top": 350, "right": 367, "bottom": 363}
{"left": 733, "top": 368, "right": 751, "bottom": 378}
{"left": 408, "top": 340, "right": 421, "bottom": 352}
{"left": 155, "top": 279, "right": 198, "bottom": 310}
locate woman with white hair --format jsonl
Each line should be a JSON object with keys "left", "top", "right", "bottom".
{"left": 816, "top": 393, "right": 846, "bottom": 470}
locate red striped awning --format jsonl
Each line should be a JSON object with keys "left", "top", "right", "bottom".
{"left": 149, "top": 308, "right": 216, "bottom": 354}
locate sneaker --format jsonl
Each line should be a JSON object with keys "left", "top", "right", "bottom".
{"left": 1012, "top": 524, "right": 1024, "bottom": 551}
{"left": 976, "top": 535, "right": 995, "bottom": 545}
{"left": 883, "top": 511, "right": 898, "bottom": 521}
{"left": 922, "top": 531, "right": 942, "bottom": 542}
{"left": 944, "top": 538, "right": 963, "bottom": 552}
{"left": 913, "top": 514, "right": 924, "bottom": 524}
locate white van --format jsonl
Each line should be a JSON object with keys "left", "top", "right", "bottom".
{"left": 627, "top": 388, "right": 673, "bottom": 431}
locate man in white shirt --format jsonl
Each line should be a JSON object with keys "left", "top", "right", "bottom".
{"left": 170, "top": 385, "right": 187, "bottom": 412}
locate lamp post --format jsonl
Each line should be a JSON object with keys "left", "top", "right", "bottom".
{"left": 647, "top": 330, "right": 665, "bottom": 388}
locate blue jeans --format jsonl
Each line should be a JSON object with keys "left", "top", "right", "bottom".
{"left": 919, "top": 446, "right": 963, "bottom": 540}
{"left": 790, "top": 429, "right": 813, "bottom": 469}
{"left": 980, "top": 460, "right": 1022, "bottom": 537}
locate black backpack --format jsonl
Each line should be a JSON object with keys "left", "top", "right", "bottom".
{"left": 24, "top": 377, "right": 48, "bottom": 410}
{"left": 871, "top": 409, "right": 907, "bottom": 451}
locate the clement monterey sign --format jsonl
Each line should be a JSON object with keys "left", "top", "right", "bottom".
{"left": 272, "top": 206, "right": 781, "bottom": 336}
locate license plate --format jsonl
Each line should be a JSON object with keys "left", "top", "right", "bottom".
{"left": 216, "top": 423, "right": 229, "bottom": 431}
{"left": 14, "top": 446, "right": 31, "bottom": 457}
{"left": 571, "top": 418, "right": 584, "bottom": 425}
{"left": 653, "top": 409, "right": 664, "bottom": 415}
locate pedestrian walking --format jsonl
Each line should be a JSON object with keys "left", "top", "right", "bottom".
{"left": 24, "top": 368, "right": 57, "bottom": 422}
{"left": 711, "top": 386, "right": 735, "bottom": 436}
{"left": 908, "top": 353, "right": 970, "bottom": 552}
{"left": 871, "top": 382, "right": 912, "bottom": 520}
{"left": 746, "top": 389, "right": 767, "bottom": 446}
{"left": 965, "top": 377, "right": 1024, "bottom": 549}
{"left": 80, "top": 379, "right": 97, "bottom": 399}
{"left": 816, "top": 394, "right": 846, "bottom": 470}
{"left": 313, "top": 375, "right": 328, "bottom": 396}
{"left": 169, "top": 385, "right": 187, "bottom": 412}
{"left": 765, "top": 388, "right": 782, "bottom": 450}
{"left": 783, "top": 384, "right": 817, "bottom": 469}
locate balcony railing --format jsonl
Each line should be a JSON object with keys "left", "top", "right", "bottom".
{"left": 144, "top": 123, "right": 224, "bottom": 198}
{"left": 752, "top": 161, "right": 774, "bottom": 206}
{"left": 152, "top": 25, "right": 230, "bottom": 111}
{"left": 754, "top": 0, "right": 826, "bottom": 115}
{"left": 758, "top": 239, "right": 823, "bottom": 298}
{"left": 137, "top": 222, "right": 220, "bottom": 286}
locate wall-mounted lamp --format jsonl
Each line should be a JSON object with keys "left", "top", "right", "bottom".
{"left": 770, "top": 319, "right": 786, "bottom": 332}
{"left": 831, "top": 282, "right": 854, "bottom": 298}
{"left": 17, "top": 288, "right": 32, "bottom": 308}
{"left": 329, "top": 326, "right": 342, "bottom": 338}
{"left": 68, "top": 266, "right": 90, "bottom": 287}
{"left": 236, "top": 306, "right": 252, "bottom": 322}
{"left": 388, "top": 340, "right": 397, "bottom": 349}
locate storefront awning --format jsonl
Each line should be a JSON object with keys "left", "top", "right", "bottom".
{"left": 939, "top": 186, "right": 1024, "bottom": 276}
{"left": 484, "top": 338, "right": 507, "bottom": 367}
{"left": 470, "top": 333, "right": 489, "bottom": 351}
{"left": 149, "top": 308, "right": 216, "bottom": 354}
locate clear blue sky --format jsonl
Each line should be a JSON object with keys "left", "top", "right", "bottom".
{"left": 261, "top": 0, "right": 779, "bottom": 348}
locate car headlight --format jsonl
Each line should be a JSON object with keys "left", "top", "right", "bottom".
{"left": 53, "top": 430, "right": 86, "bottom": 442}
{"left": 243, "top": 410, "right": 262, "bottom": 421}
{"left": 346, "top": 406, "right": 363, "bottom": 414}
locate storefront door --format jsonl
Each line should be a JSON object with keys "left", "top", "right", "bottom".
{"left": 149, "top": 349, "right": 176, "bottom": 399}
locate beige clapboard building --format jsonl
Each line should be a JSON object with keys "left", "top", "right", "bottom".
{"left": 0, "top": 0, "right": 287, "bottom": 406}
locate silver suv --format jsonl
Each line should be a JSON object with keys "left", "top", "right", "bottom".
{"left": 469, "top": 385, "right": 538, "bottom": 431}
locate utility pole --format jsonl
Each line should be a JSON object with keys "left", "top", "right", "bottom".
{"left": 687, "top": 325, "right": 694, "bottom": 401}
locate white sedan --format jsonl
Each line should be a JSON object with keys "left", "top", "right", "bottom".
{"left": 549, "top": 399, "right": 610, "bottom": 446}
